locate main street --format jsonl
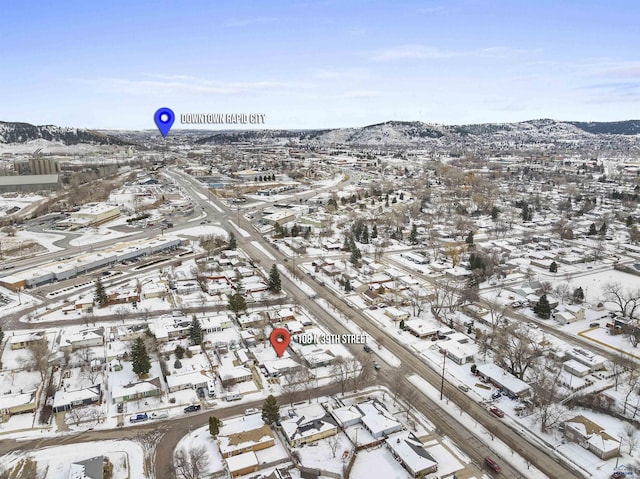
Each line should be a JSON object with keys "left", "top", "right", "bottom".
{"left": 170, "top": 169, "right": 584, "bottom": 478}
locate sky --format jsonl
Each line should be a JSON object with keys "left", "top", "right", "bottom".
{"left": 1, "top": 0, "right": 639, "bottom": 130}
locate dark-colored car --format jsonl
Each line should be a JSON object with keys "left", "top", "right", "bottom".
{"left": 485, "top": 456, "right": 501, "bottom": 473}
{"left": 363, "top": 345, "right": 373, "bottom": 353}
{"left": 184, "top": 404, "right": 201, "bottom": 413}
{"left": 117, "top": 403, "right": 124, "bottom": 414}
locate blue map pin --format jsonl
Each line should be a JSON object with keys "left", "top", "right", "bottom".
{"left": 154, "top": 107, "right": 175, "bottom": 137}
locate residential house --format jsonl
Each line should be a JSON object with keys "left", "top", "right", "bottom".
{"left": 385, "top": 432, "right": 438, "bottom": 477}
{"left": 564, "top": 415, "right": 620, "bottom": 460}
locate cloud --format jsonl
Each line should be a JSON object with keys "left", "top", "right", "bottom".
{"left": 369, "top": 44, "right": 541, "bottom": 61}
{"left": 312, "top": 68, "right": 369, "bottom": 81}
{"left": 579, "top": 81, "right": 640, "bottom": 103}
{"left": 224, "top": 17, "right": 279, "bottom": 28}
{"left": 597, "top": 63, "right": 640, "bottom": 79}
{"left": 94, "top": 74, "right": 314, "bottom": 95}
{"left": 342, "top": 90, "right": 380, "bottom": 98}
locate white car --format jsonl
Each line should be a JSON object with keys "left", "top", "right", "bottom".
{"left": 151, "top": 411, "right": 168, "bottom": 419}
{"left": 244, "top": 408, "right": 260, "bottom": 415}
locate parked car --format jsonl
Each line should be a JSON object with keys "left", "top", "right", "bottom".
{"left": 489, "top": 406, "right": 505, "bottom": 418}
{"left": 151, "top": 411, "right": 168, "bottom": 419}
{"left": 457, "top": 384, "right": 470, "bottom": 392}
{"left": 184, "top": 404, "right": 201, "bottom": 413}
{"left": 485, "top": 457, "right": 501, "bottom": 472}
{"left": 129, "top": 413, "right": 148, "bottom": 423}
{"left": 373, "top": 362, "right": 381, "bottom": 370}
{"left": 363, "top": 345, "right": 373, "bottom": 353}
{"left": 244, "top": 408, "right": 260, "bottom": 415}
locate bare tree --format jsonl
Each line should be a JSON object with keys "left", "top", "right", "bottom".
{"left": 602, "top": 282, "right": 640, "bottom": 319}
{"left": 554, "top": 283, "right": 571, "bottom": 305}
{"left": 27, "top": 339, "right": 50, "bottom": 382}
{"left": 327, "top": 435, "right": 340, "bottom": 458}
{"left": 173, "top": 446, "right": 208, "bottom": 479}
{"left": 331, "top": 356, "right": 351, "bottom": 395}
{"left": 528, "top": 356, "right": 566, "bottom": 433}
{"left": 624, "top": 363, "right": 640, "bottom": 415}
{"left": 491, "top": 323, "right": 544, "bottom": 380}
{"left": 624, "top": 422, "right": 639, "bottom": 455}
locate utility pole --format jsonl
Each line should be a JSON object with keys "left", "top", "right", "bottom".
{"left": 440, "top": 350, "right": 447, "bottom": 400}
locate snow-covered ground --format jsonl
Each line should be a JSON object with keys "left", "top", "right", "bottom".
{"left": 0, "top": 440, "right": 147, "bottom": 479}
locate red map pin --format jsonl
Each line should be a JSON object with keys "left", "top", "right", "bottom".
{"left": 270, "top": 328, "right": 291, "bottom": 357}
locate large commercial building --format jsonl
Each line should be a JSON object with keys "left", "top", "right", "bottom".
{"left": 0, "top": 174, "right": 60, "bottom": 193}
{"left": 0, "top": 236, "right": 182, "bottom": 291}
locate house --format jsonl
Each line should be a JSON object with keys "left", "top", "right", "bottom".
{"left": 112, "top": 378, "right": 161, "bottom": 403}
{"left": 165, "top": 371, "right": 209, "bottom": 393}
{"left": 439, "top": 341, "right": 476, "bottom": 365}
{"left": 281, "top": 404, "right": 339, "bottom": 447}
{"left": 218, "top": 424, "right": 275, "bottom": 458}
{"left": 9, "top": 331, "right": 46, "bottom": 350}
{"left": 60, "top": 328, "right": 105, "bottom": 351}
{"left": 554, "top": 311, "right": 576, "bottom": 324}
{"left": 563, "top": 415, "right": 620, "bottom": 460}
{"left": 384, "top": 307, "right": 410, "bottom": 321}
{"left": 218, "top": 366, "right": 253, "bottom": 388}
{"left": 361, "top": 289, "right": 383, "bottom": 305}
{"left": 226, "top": 451, "right": 259, "bottom": 478}
{"left": 68, "top": 456, "right": 105, "bottom": 479}
{"left": 563, "top": 359, "right": 591, "bottom": 378}
{"left": 565, "top": 348, "right": 606, "bottom": 372}
{"left": 0, "top": 389, "right": 39, "bottom": 421}
{"left": 52, "top": 385, "right": 101, "bottom": 413}
{"left": 357, "top": 401, "right": 402, "bottom": 439}
{"left": 403, "top": 320, "right": 438, "bottom": 339}
{"left": 476, "top": 363, "right": 530, "bottom": 398}
{"left": 385, "top": 432, "right": 438, "bottom": 477}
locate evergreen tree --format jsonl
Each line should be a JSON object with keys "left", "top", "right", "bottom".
{"left": 190, "top": 317, "right": 203, "bottom": 345}
{"left": 273, "top": 222, "right": 282, "bottom": 236}
{"left": 228, "top": 293, "right": 247, "bottom": 318}
{"left": 599, "top": 222, "right": 607, "bottom": 235}
{"left": 533, "top": 294, "right": 551, "bottom": 319}
{"left": 342, "top": 235, "right": 351, "bottom": 251}
{"left": 627, "top": 216, "right": 634, "bottom": 227}
{"left": 399, "top": 319, "right": 405, "bottom": 330}
{"left": 262, "top": 394, "right": 280, "bottom": 425}
{"left": 361, "top": 225, "right": 369, "bottom": 244}
{"left": 304, "top": 227, "right": 311, "bottom": 240}
{"left": 491, "top": 206, "right": 499, "bottom": 221}
{"left": 391, "top": 197, "right": 397, "bottom": 204}
{"left": 409, "top": 223, "right": 418, "bottom": 244}
{"left": 350, "top": 246, "right": 361, "bottom": 266}
{"left": 588, "top": 223, "right": 597, "bottom": 235}
{"left": 131, "top": 337, "right": 151, "bottom": 378}
{"left": 0, "top": 326, "right": 3, "bottom": 344}
{"left": 549, "top": 261, "right": 558, "bottom": 273}
{"left": 465, "top": 230, "right": 474, "bottom": 246}
{"left": 371, "top": 224, "right": 378, "bottom": 239}
{"left": 344, "top": 279, "right": 352, "bottom": 292}
{"left": 228, "top": 232, "right": 237, "bottom": 250}
{"left": 94, "top": 278, "right": 108, "bottom": 308}
{"left": 399, "top": 192, "right": 404, "bottom": 200}
{"left": 175, "top": 344, "right": 185, "bottom": 359}
{"left": 521, "top": 202, "right": 532, "bottom": 221}
{"left": 209, "top": 416, "right": 222, "bottom": 437}
{"left": 174, "top": 359, "right": 182, "bottom": 369}
{"left": 291, "top": 223, "right": 300, "bottom": 237}
{"left": 573, "top": 286, "right": 585, "bottom": 304}
{"left": 268, "top": 264, "right": 282, "bottom": 293}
